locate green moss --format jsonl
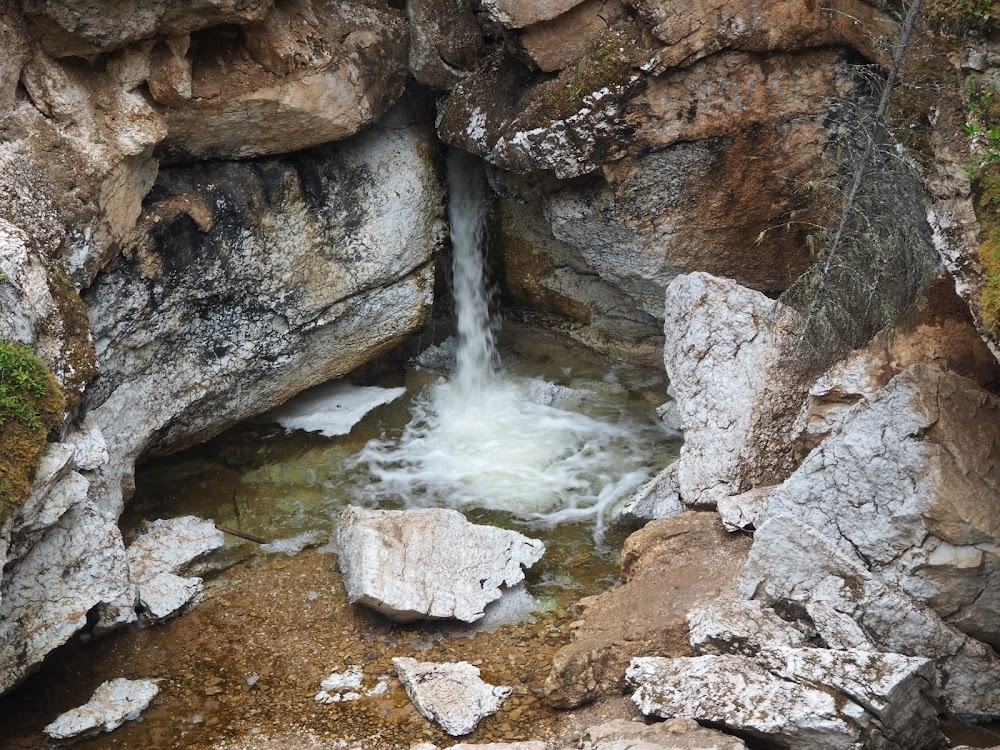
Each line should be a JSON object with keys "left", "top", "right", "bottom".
{"left": 0, "top": 342, "right": 65, "bottom": 525}
{"left": 925, "top": 0, "right": 999, "bottom": 32}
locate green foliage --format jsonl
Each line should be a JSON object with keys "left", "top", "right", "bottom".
{"left": 0, "top": 342, "right": 65, "bottom": 524}
{"left": 926, "top": 0, "right": 999, "bottom": 31}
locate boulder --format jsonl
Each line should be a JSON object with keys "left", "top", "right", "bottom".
{"left": 614, "top": 463, "right": 683, "bottom": 524}
{"left": 543, "top": 512, "right": 751, "bottom": 708}
{"left": 481, "top": 0, "right": 588, "bottom": 28}
{"left": 716, "top": 486, "right": 775, "bottom": 531}
{"left": 153, "top": 0, "right": 410, "bottom": 161}
{"left": 518, "top": 0, "right": 627, "bottom": 73}
{"left": 741, "top": 514, "right": 1000, "bottom": 719}
{"left": 581, "top": 719, "right": 747, "bottom": 750}
{"left": 392, "top": 658, "right": 512, "bottom": 736}
{"left": 762, "top": 365, "right": 1000, "bottom": 647}
{"left": 686, "top": 597, "right": 807, "bottom": 657}
{"left": 628, "top": 648, "right": 942, "bottom": 750}
{"left": 337, "top": 507, "right": 544, "bottom": 623}
{"left": 407, "top": 0, "right": 484, "bottom": 89}
{"left": 662, "top": 273, "right": 809, "bottom": 507}
{"left": 43, "top": 678, "right": 160, "bottom": 740}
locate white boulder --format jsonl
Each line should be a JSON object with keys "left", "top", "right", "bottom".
{"left": 336, "top": 506, "right": 544, "bottom": 623}
{"left": 43, "top": 677, "right": 159, "bottom": 740}
{"left": 393, "top": 657, "right": 511, "bottom": 736}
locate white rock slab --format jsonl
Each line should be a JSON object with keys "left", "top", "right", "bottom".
{"left": 337, "top": 506, "right": 544, "bottom": 623}
{"left": 266, "top": 381, "right": 407, "bottom": 438}
{"left": 126, "top": 516, "right": 224, "bottom": 584}
{"left": 136, "top": 572, "right": 203, "bottom": 623}
{"left": 628, "top": 655, "right": 867, "bottom": 750}
{"left": 393, "top": 657, "right": 511, "bottom": 736}
{"left": 44, "top": 678, "right": 159, "bottom": 740}
{"left": 687, "top": 597, "right": 806, "bottom": 657}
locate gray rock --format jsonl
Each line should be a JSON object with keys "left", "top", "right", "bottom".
{"left": 716, "top": 486, "right": 775, "bottom": 531}
{"left": 581, "top": 718, "right": 747, "bottom": 750}
{"left": 740, "top": 514, "right": 1000, "bottom": 719}
{"left": 393, "top": 657, "right": 512, "bottom": 736}
{"left": 687, "top": 597, "right": 807, "bottom": 657}
{"left": 337, "top": 506, "right": 544, "bottom": 623}
{"left": 762, "top": 365, "right": 1000, "bottom": 647}
{"left": 614, "top": 463, "right": 684, "bottom": 524}
{"left": 407, "top": 0, "right": 483, "bottom": 89}
{"left": 125, "top": 516, "right": 224, "bottom": 584}
{"left": 43, "top": 678, "right": 159, "bottom": 740}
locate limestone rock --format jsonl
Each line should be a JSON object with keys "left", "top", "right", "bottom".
{"left": 154, "top": 0, "right": 409, "bottom": 161}
{"left": 135, "top": 572, "right": 203, "bottom": 623}
{"left": 0, "top": 504, "right": 128, "bottom": 694}
{"left": 85, "top": 96, "right": 442, "bottom": 483}
{"left": 337, "top": 507, "right": 544, "bottom": 623}
{"left": 716, "top": 486, "right": 775, "bottom": 532}
{"left": 392, "top": 658, "right": 511, "bottom": 736}
{"left": 544, "top": 512, "right": 751, "bottom": 708}
{"left": 518, "top": 0, "right": 627, "bottom": 73}
{"left": 687, "top": 597, "right": 807, "bottom": 657}
{"left": 125, "top": 516, "right": 224, "bottom": 584}
{"left": 582, "top": 719, "right": 747, "bottom": 750}
{"left": 663, "top": 273, "right": 809, "bottom": 507}
{"left": 407, "top": 0, "right": 484, "bottom": 89}
{"left": 21, "top": 0, "right": 271, "bottom": 56}
{"left": 614, "top": 463, "right": 683, "bottom": 524}
{"left": 481, "top": 0, "right": 588, "bottom": 28}
{"left": 763, "top": 365, "right": 1000, "bottom": 647}
{"left": 43, "top": 678, "right": 159, "bottom": 740}
{"left": 628, "top": 649, "right": 942, "bottom": 750}
{"left": 741, "top": 514, "right": 1000, "bottom": 719}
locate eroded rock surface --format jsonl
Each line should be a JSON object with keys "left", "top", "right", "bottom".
{"left": 393, "top": 658, "right": 512, "bottom": 736}
{"left": 43, "top": 678, "right": 159, "bottom": 741}
{"left": 544, "top": 511, "right": 750, "bottom": 708}
{"left": 337, "top": 507, "right": 544, "bottom": 623}
{"left": 763, "top": 365, "right": 1000, "bottom": 646}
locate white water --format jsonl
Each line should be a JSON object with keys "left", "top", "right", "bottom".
{"left": 355, "top": 151, "right": 663, "bottom": 532}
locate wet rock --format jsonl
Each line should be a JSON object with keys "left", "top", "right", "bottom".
{"left": 663, "top": 272, "right": 809, "bottom": 507}
{"left": 518, "top": 0, "right": 627, "bottom": 73}
{"left": 762, "top": 365, "right": 1000, "bottom": 647}
{"left": 581, "top": 718, "right": 747, "bottom": 750}
{"left": 614, "top": 463, "right": 683, "bottom": 524}
{"left": 154, "top": 0, "right": 409, "bottom": 161}
{"left": 392, "top": 657, "right": 512, "bottom": 736}
{"left": 43, "top": 678, "right": 159, "bottom": 740}
{"left": 407, "top": 0, "right": 484, "bottom": 89}
{"left": 337, "top": 506, "right": 544, "bottom": 623}
{"left": 265, "top": 382, "right": 407, "bottom": 438}
{"left": 741, "top": 514, "right": 1000, "bottom": 719}
{"left": 628, "top": 648, "right": 943, "bottom": 750}
{"left": 544, "top": 511, "right": 751, "bottom": 708}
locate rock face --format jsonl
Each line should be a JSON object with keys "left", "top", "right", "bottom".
{"left": 543, "top": 511, "right": 751, "bottom": 708}
{"left": 407, "top": 0, "right": 484, "bottom": 89}
{"left": 762, "top": 365, "right": 1000, "bottom": 647}
{"left": 662, "top": 272, "right": 809, "bottom": 507}
{"left": 628, "top": 649, "right": 941, "bottom": 750}
{"left": 337, "top": 506, "right": 544, "bottom": 622}
{"left": 86, "top": 97, "right": 443, "bottom": 490}
{"left": 392, "top": 658, "right": 512, "bottom": 736}
{"left": 152, "top": 0, "right": 410, "bottom": 161}
{"left": 741, "top": 514, "right": 1000, "bottom": 719}
{"left": 43, "top": 678, "right": 159, "bottom": 741}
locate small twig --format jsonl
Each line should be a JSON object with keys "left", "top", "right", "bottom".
{"left": 216, "top": 524, "right": 270, "bottom": 545}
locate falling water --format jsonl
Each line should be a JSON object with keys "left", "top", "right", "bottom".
{"left": 355, "top": 151, "right": 666, "bottom": 532}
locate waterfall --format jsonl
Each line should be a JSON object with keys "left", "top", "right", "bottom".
{"left": 448, "top": 150, "right": 496, "bottom": 396}
{"left": 354, "top": 151, "right": 664, "bottom": 532}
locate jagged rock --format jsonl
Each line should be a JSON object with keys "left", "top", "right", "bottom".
{"left": 135, "top": 572, "right": 203, "bottom": 623}
{"left": 337, "top": 506, "right": 544, "bottom": 623}
{"left": 687, "top": 597, "right": 807, "bottom": 657}
{"left": 662, "top": 273, "right": 809, "bottom": 507}
{"left": 741, "top": 514, "right": 1000, "bottom": 719}
{"left": 762, "top": 365, "right": 1000, "bottom": 647}
{"left": 581, "top": 719, "right": 747, "bottom": 750}
{"left": 125, "top": 516, "right": 224, "bottom": 584}
{"left": 20, "top": 0, "right": 272, "bottom": 56}
{"left": 544, "top": 512, "right": 751, "bottom": 708}
{"left": 518, "top": 0, "right": 627, "bottom": 73}
{"left": 614, "top": 463, "right": 683, "bottom": 524}
{"left": 481, "top": 0, "right": 588, "bottom": 28}
{"left": 154, "top": 0, "right": 409, "bottom": 161}
{"left": 85, "top": 96, "right": 442, "bottom": 496}
{"left": 43, "top": 678, "right": 159, "bottom": 740}
{"left": 392, "top": 658, "right": 511, "bottom": 736}
{"left": 0, "top": 503, "right": 128, "bottom": 694}
{"left": 628, "top": 649, "right": 942, "bottom": 750}
{"left": 716, "top": 486, "right": 775, "bottom": 531}
{"left": 407, "top": 0, "right": 484, "bottom": 89}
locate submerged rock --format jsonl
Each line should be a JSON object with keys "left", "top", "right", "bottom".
{"left": 336, "top": 506, "right": 544, "bottom": 623}
{"left": 393, "top": 657, "right": 512, "bottom": 736}
{"left": 544, "top": 511, "right": 750, "bottom": 708}
{"left": 43, "top": 677, "right": 159, "bottom": 741}
{"left": 265, "top": 382, "right": 407, "bottom": 438}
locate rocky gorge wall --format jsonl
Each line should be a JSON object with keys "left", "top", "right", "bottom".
{"left": 0, "top": 1, "right": 999, "bottom": 742}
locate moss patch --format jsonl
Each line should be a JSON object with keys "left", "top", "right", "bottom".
{"left": 46, "top": 269, "right": 97, "bottom": 414}
{"left": 0, "top": 343, "right": 65, "bottom": 525}
{"left": 926, "top": 0, "right": 999, "bottom": 32}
